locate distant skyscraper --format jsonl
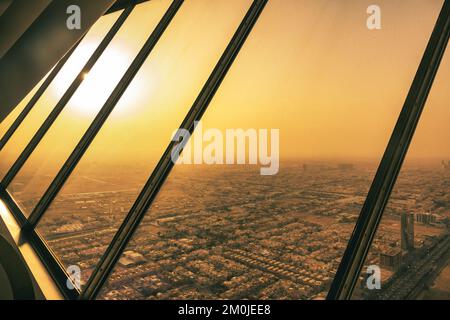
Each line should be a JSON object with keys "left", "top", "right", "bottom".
{"left": 401, "top": 213, "right": 415, "bottom": 251}
{"left": 442, "top": 160, "right": 450, "bottom": 169}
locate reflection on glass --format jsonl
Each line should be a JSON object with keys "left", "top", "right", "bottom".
{"left": 352, "top": 49, "right": 450, "bottom": 300}
{"left": 0, "top": 12, "right": 120, "bottom": 180}
{"left": 97, "top": 0, "right": 444, "bottom": 300}
{"left": 8, "top": 2, "right": 171, "bottom": 215}
{"left": 36, "top": 0, "right": 253, "bottom": 288}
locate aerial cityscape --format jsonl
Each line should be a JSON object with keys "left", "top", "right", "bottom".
{"left": 353, "top": 160, "right": 450, "bottom": 300}
{"left": 0, "top": 0, "right": 448, "bottom": 306}
{"left": 4, "top": 159, "right": 445, "bottom": 300}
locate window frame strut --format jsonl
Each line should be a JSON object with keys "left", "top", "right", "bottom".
{"left": 0, "top": 40, "right": 80, "bottom": 151}
{"left": 0, "top": 4, "right": 136, "bottom": 300}
{"left": 0, "top": 6, "right": 134, "bottom": 190}
{"left": 80, "top": 0, "right": 268, "bottom": 300}
{"left": 26, "top": 0, "right": 184, "bottom": 231}
{"left": 327, "top": 0, "right": 450, "bottom": 300}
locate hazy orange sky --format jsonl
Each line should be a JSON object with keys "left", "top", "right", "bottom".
{"left": 1, "top": 0, "right": 449, "bottom": 181}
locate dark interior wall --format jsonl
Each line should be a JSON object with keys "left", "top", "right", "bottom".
{"left": 0, "top": 0, "right": 13, "bottom": 17}
{"left": 0, "top": 0, "right": 52, "bottom": 59}
{"left": 0, "top": 0, "right": 116, "bottom": 123}
{"left": 0, "top": 263, "right": 13, "bottom": 299}
{"left": 0, "top": 217, "right": 44, "bottom": 299}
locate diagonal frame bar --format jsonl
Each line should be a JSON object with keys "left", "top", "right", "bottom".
{"left": 0, "top": 187, "right": 81, "bottom": 299}
{"left": 0, "top": 1, "right": 182, "bottom": 299}
{"left": 0, "top": 40, "right": 81, "bottom": 151}
{"left": 0, "top": 6, "right": 134, "bottom": 189}
{"left": 80, "top": 0, "right": 268, "bottom": 300}
{"left": 327, "top": 0, "right": 450, "bottom": 300}
{"left": 27, "top": 0, "right": 184, "bottom": 229}
{"left": 2, "top": 0, "right": 444, "bottom": 302}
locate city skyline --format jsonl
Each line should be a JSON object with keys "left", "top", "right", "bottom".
{"left": 24, "top": 161, "right": 448, "bottom": 300}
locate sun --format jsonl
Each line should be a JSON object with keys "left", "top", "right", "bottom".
{"left": 52, "top": 42, "right": 141, "bottom": 118}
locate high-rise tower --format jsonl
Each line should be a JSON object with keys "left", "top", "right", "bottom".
{"left": 401, "top": 213, "right": 415, "bottom": 251}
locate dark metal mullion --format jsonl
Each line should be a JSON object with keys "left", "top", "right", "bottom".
{"left": 327, "top": 0, "right": 450, "bottom": 300}
{"left": 0, "top": 40, "right": 81, "bottom": 151}
{"left": 107, "top": 0, "right": 149, "bottom": 14}
{"left": 0, "top": 188, "right": 80, "bottom": 299}
{"left": 0, "top": 8, "right": 136, "bottom": 299}
{"left": 0, "top": 7, "right": 134, "bottom": 190}
{"left": 27, "top": 0, "right": 184, "bottom": 229}
{"left": 81, "top": 0, "right": 268, "bottom": 300}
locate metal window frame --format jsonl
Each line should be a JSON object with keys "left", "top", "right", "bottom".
{"left": 81, "top": 0, "right": 268, "bottom": 300}
{"left": 0, "top": 0, "right": 183, "bottom": 300}
{"left": 106, "top": 0, "right": 149, "bottom": 14}
{"left": 0, "top": 3, "right": 136, "bottom": 299}
{"left": 15, "top": 0, "right": 182, "bottom": 299}
{"left": 327, "top": 0, "right": 450, "bottom": 300}
{"left": 0, "top": 226, "right": 36, "bottom": 299}
{"left": 0, "top": 0, "right": 447, "bottom": 301}
{"left": 26, "top": 0, "right": 183, "bottom": 231}
{"left": 0, "top": 40, "right": 80, "bottom": 151}
{"left": 0, "top": 6, "right": 134, "bottom": 189}
{"left": 0, "top": 188, "right": 80, "bottom": 299}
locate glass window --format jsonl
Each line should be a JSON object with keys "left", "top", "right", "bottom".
{"left": 0, "top": 73, "right": 49, "bottom": 140}
{"left": 352, "top": 48, "right": 450, "bottom": 300}
{"left": 97, "top": 0, "right": 444, "bottom": 300}
{"left": 0, "top": 11, "right": 121, "bottom": 180}
{"left": 7, "top": 1, "right": 172, "bottom": 215}
{"left": 36, "top": 0, "right": 253, "bottom": 289}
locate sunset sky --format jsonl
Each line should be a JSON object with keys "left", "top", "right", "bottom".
{"left": 1, "top": 0, "right": 449, "bottom": 183}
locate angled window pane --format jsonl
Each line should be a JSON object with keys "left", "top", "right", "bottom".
{"left": 36, "top": 0, "right": 253, "bottom": 288}
{"left": 7, "top": 1, "right": 172, "bottom": 215}
{"left": 0, "top": 12, "right": 121, "bottom": 180}
{"left": 98, "top": 0, "right": 444, "bottom": 300}
{"left": 0, "top": 72, "right": 49, "bottom": 140}
{"left": 352, "top": 48, "right": 450, "bottom": 300}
